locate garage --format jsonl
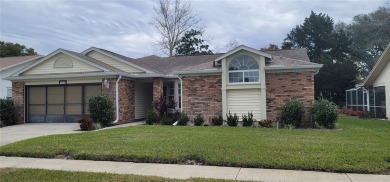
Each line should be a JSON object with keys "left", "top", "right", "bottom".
{"left": 227, "top": 89, "right": 262, "bottom": 121}
{"left": 27, "top": 84, "right": 101, "bottom": 123}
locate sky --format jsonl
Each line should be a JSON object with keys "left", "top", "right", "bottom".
{"left": 0, "top": 0, "right": 386, "bottom": 58}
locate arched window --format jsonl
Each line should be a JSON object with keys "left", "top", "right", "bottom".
{"left": 54, "top": 57, "right": 73, "bottom": 68}
{"left": 228, "top": 55, "right": 259, "bottom": 83}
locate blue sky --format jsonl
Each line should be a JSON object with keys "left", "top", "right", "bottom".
{"left": 0, "top": 0, "right": 385, "bottom": 58}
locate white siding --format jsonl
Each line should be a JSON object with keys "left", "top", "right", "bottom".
{"left": 23, "top": 53, "right": 101, "bottom": 75}
{"left": 373, "top": 60, "right": 390, "bottom": 118}
{"left": 227, "top": 89, "right": 262, "bottom": 121}
{"left": 134, "top": 82, "right": 153, "bottom": 119}
{"left": 87, "top": 51, "right": 144, "bottom": 73}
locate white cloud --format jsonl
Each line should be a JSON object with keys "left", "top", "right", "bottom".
{"left": 0, "top": 0, "right": 385, "bottom": 57}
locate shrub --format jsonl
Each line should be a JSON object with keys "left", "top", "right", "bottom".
{"left": 226, "top": 111, "right": 238, "bottom": 127}
{"left": 193, "top": 114, "right": 204, "bottom": 126}
{"left": 146, "top": 110, "right": 159, "bottom": 125}
{"left": 0, "top": 98, "right": 15, "bottom": 126}
{"left": 338, "top": 108, "right": 368, "bottom": 118}
{"left": 211, "top": 115, "right": 223, "bottom": 126}
{"left": 242, "top": 112, "right": 254, "bottom": 127}
{"left": 160, "top": 114, "right": 177, "bottom": 125}
{"left": 178, "top": 112, "right": 189, "bottom": 126}
{"left": 312, "top": 99, "right": 338, "bottom": 129}
{"left": 78, "top": 116, "right": 93, "bottom": 131}
{"left": 280, "top": 100, "right": 305, "bottom": 128}
{"left": 88, "top": 93, "right": 114, "bottom": 126}
{"left": 259, "top": 120, "right": 273, "bottom": 128}
{"left": 153, "top": 95, "right": 177, "bottom": 118}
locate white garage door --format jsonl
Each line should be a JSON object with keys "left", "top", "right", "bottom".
{"left": 227, "top": 89, "right": 262, "bottom": 121}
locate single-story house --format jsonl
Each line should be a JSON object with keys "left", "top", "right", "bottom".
{"left": 345, "top": 43, "right": 389, "bottom": 119}
{"left": 6, "top": 45, "right": 323, "bottom": 123}
{"left": 0, "top": 55, "right": 43, "bottom": 99}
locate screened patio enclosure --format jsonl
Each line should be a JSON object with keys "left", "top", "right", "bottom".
{"left": 345, "top": 86, "right": 386, "bottom": 118}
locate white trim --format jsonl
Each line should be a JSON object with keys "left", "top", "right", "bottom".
{"left": 13, "top": 49, "right": 109, "bottom": 76}
{"left": 362, "top": 43, "right": 390, "bottom": 86}
{"left": 215, "top": 45, "right": 272, "bottom": 61}
{"left": 82, "top": 47, "right": 155, "bottom": 73}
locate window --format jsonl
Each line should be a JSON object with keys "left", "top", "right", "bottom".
{"left": 228, "top": 55, "right": 259, "bottom": 83}
{"left": 54, "top": 57, "right": 73, "bottom": 68}
{"left": 6, "top": 87, "right": 12, "bottom": 100}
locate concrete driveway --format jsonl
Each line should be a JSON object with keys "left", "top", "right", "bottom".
{"left": 0, "top": 123, "right": 80, "bottom": 146}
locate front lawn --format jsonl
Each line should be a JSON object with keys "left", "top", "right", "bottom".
{"left": 0, "top": 168, "right": 236, "bottom": 182}
{"left": 0, "top": 115, "right": 389, "bottom": 174}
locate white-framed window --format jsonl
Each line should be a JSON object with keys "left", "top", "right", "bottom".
{"left": 228, "top": 55, "right": 260, "bottom": 83}
{"left": 6, "top": 87, "right": 12, "bottom": 100}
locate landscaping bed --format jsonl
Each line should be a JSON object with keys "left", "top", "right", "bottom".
{"left": 0, "top": 115, "right": 389, "bottom": 174}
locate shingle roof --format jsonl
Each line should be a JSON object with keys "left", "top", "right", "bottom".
{"left": 0, "top": 55, "right": 42, "bottom": 70}
{"left": 92, "top": 47, "right": 223, "bottom": 74}
{"left": 263, "top": 48, "right": 311, "bottom": 62}
{"left": 133, "top": 54, "right": 223, "bottom": 74}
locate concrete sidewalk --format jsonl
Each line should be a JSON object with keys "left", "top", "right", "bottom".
{"left": 1, "top": 156, "right": 389, "bottom": 181}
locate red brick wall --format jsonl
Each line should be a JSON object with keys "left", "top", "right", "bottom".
{"left": 153, "top": 78, "right": 163, "bottom": 103}
{"left": 118, "top": 79, "right": 134, "bottom": 123}
{"left": 182, "top": 75, "right": 222, "bottom": 122}
{"left": 265, "top": 71, "right": 315, "bottom": 123}
{"left": 102, "top": 78, "right": 135, "bottom": 124}
{"left": 12, "top": 82, "right": 25, "bottom": 124}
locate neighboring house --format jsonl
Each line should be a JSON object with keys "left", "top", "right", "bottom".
{"left": 0, "top": 55, "right": 43, "bottom": 99}
{"left": 345, "top": 43, "right": 390, "bottom": 119}
{"left": 6, "top": 45, "right": 322, "bottom": 123}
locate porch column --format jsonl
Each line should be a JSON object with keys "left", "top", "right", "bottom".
{"left": 12, "top": 81, "right": 25, "bottom": 124}
{"left": 153, "top": 78, "right": 164, "bottom": 104}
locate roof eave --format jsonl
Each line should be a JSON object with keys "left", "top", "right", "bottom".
{"left": 215, "top": 45, "right": 272, "bottom": 61}
{"left": 362, "top": 43, "right": 390, "bottom": 87}
{"left": 264, "top": 64, "right": 323, "bottom": 71}
{"left": 174, "top": 69, "right": 222, "bottom": 75}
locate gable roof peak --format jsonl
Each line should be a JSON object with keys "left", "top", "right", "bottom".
{"left": 215, "top": 45, "right": 272, "bottom": 61}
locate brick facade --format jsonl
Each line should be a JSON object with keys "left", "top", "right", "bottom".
{"left": 265, "top": 71, "right": 315, "bottom": 123}
{"left": 153, "top": 78, "right": 163, "bottom": 103}
{"left": 182, "top": 75, "right": 222, "bottom": 122}
{"left": 12, "top": 82, "right": 25, "bottom": 124}
{"left": 102, "top": 78, "right": 135, "bottom": 124}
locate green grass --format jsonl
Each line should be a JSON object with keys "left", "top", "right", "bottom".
{"left": 0, "top": 115, "right": 389, "bottom": 174}
{"left": 0, "top": 168, "right": 238, "bottom": 182}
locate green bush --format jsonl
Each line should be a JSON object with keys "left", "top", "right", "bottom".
{"left": 193, "top": 114, "right": 204, "bottom": 126}
{"left": 0, "top": 98, "right": 15, "bottom": 126}
{"left": 226, "top": 111, "right": 238, "bottom": 127}
{"left": 88, "top": 93, "right": 114, "bottom": 126}
{"left": 280, "top": 100, "right": 305, "bottom": 128}
{"left": 178, "top": 112, "right": 189, "bottom": 126}
{"left": 242, "top": 112, "right": 254, "bottom": 127}
{"left": 312, "top": 99, "right": 338, "bottom": 129}
{"left": 146, "top": 110, "right": 159, "bottom": 125}
{"left": 211, "top": 115, "right": 223, "bottom": 126}
{"left": 160, "top": 114, "right": 177, "bottom": 125}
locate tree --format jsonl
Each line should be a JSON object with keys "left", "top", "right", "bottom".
{"left": 175, "top": 29, "right": 211, "bottom": 55}
{"left": 260, "top": 43, "right": 280, "bottom": 51}
{"left": 344, "top": 6, "right": 390, "bottom": 77}
{"left": 283, "top": 11, "right": 357, "bottom": 104}
{"left": 223, "top": 40, "right": 240, "bottom": 52}
{"left": 283, "top": 11, "right": 334, "bottom": 60}
{"left": 0, "top": 41, "right": 37, "bottom": 57}
{"left": 152, "top": 0, "right": 201, "bottom": 57}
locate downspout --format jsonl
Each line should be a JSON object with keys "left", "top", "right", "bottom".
{"left": 112, "top": 75, "right": 122, "bottom": 124}
{"left": 178, "top": 75, "right": 183, "bottom": 112}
